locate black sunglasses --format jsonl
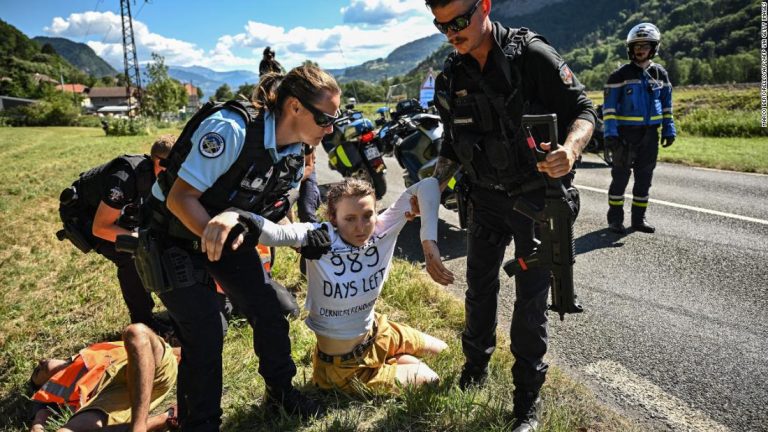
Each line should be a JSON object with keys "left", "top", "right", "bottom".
{"left": 298, "top": 98, "right": 340, "bottom": 128}
{"left": 433, "top": 0, "right": 481, "bottom": 34}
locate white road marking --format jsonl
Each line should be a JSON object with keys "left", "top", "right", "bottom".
{"left": 577, "top": 185, "right": 768, "bottom": 226}
{"left": 584, "top": 360, "right": 729, "bottom": 432}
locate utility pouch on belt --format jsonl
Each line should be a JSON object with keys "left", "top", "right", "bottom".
{"left": 134, "top": 229, "right": 172, "bottom": 294}
{"left": 161, "top": 246, "right": 201, "bottom": 291}
{"left": 56, "top": 185, "right": 96, "bottom": 253}
{"left": 56, "top": 222, "right": 94, "bottom": 254}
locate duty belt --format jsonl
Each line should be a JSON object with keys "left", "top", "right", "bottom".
{"left": 473, "top": 177, "right": 546, "bottom": 196}
{"left": 316, "top": 323, "right": 378, "bottom": 363}
{"left": 166, "top": 236, "right": 203, "bottom": 253}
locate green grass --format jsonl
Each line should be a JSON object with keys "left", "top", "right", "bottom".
{"left": 658, "top": 135, "right": 768, "bottom": 173}
{"left": 586, "top": 84, "right": 766, "bottom": 172}
{"left": 0, "top": 127, "right": 642, "bottom": 431}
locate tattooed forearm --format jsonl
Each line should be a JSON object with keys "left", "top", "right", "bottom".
{"left": 564, "top": 118, "right": 594, "bottom": 158}
{"left": 432, "top": 156, "right": 460, "bottom": 191}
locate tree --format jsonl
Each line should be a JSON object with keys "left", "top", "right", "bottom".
{"left": 141, "top": 53, "right": 187, "bottom": 119}
{"left": 40, "top": 43, "right": 56, "bottom": 55}
{"left": 214, "top": 83, "right": 233, "bottom": 101}
{"left": 196, "top": 86, "right": 204, "bottom": 100}
{"left": 99, "top": 75, "right": 117, "bottom": 86}
{"left": 235, "top": 83, "right": 256, "bottom": 99}
{"left": 664, "top": 55, "right": 681, "bottom": 86}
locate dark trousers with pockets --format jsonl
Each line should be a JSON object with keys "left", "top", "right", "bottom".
{"left": 95, "top": 241, "right": 155, "bottom": 325}
{"left": 608, "top": 126, "right": 659, "bottom": 202}
{"left": 158, "top": 245, "right": 296, "bottom": 432}
{"left": 463, "top": 187, "right": 550, "bottom": 395}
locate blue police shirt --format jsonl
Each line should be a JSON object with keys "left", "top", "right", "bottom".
{"left": 151, "top": 109, "right": 304, "bottom": 200}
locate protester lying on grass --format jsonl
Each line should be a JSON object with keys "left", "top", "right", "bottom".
{"left": 28, "top": 324, "right": 179, "bottom": 432}
{"left": 202, "top": 177, "right": 453, "bottom": 395}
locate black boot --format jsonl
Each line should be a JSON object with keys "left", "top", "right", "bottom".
{"left": 458, "top": 362, "right": 488, "bottom": 391}
{"left": 607, "top": 206, "right": 625, "bottom": 234}
{"left": 512, "top": 391, "right": 542, "bottom": 432}
{"left": 264, "top": 386, "right": 324, "bottom": 419}
{"left": 631, "top": 207, "right": 656, "bottom": 233}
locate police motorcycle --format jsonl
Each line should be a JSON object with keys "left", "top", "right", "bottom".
{"left": 583, "top": 104, "right": 613, "bottom": 166}
{"left": 322, "top": 103, "right": 388, "bottom": 199}
{"left": 385, "top": 99, "right": 468, "bottom": 228}
{"left": 373, "top": 107, "right": 396, "bottom": 156}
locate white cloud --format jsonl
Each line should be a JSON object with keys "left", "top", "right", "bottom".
{"left": 228, "top": 13, "right": 439, "bottom": 69}
{"left": 45, "top": 11, "right": 256, "bottom": 71}
{"left": 341, "top": 0, "right": 425, "bottom": 24}
{"left": 44, "top": 3, "right": 441, "bottom": 72}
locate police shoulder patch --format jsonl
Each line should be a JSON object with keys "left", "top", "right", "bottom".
{"left": 108, "top": 186, "right": 124, "bottom": 203}
{"left": 559, "top": 63, "right": 574, "bottom": 86}
{"left": 199, "top": 132, "right": 225, "bottom": 158}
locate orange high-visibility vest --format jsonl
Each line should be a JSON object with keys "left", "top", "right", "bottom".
{"left": 215, "top": 244, "right": 272, "bottom": 294}
{"left": 32, "top": 341, "right": 127, "bottom": 409}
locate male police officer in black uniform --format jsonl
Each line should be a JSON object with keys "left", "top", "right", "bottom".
{"left": 57, "top": 135, "right": 175, "bottom": 332}
{"left": 426, "top": 1, "right": 595, "bottom": 430}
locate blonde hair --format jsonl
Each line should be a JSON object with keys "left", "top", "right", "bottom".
{"left": 150, "top": 134, "right": 176, "bottom": 159}
{"left": 251, "top": 64, "right": 341, "bottom": 118}
{"left": 325, "top": 178, "right": 376, "bottom": 220}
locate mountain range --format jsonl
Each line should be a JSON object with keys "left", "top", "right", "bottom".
{"left": 151, "top": 65, "right": 260, "bottom": 99}
{"left": 3, "top": 0, "right": 758, "bottom": 102}
{"left": 327, "top": 33, "right": 446, "bottom": 83}
{"left": 32, "top": 36, "right": 117, "bottom": 77}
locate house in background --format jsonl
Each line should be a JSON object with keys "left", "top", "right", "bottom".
{"left": 56, "top": 83, "right": 91, "bottom": 109}
{"left": 87, "top": 86, "right": 138, "bottom": 116}
{"left": 0, "top": 95, "right": 38, "bottom": 111}
{"left": 32, "top": 73, "right": 59, "bottom": 85}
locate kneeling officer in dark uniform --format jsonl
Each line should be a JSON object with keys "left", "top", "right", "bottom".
{"left": 141, "top": 65, "right": 341, "bottom": 430}
{"left": 57, "top": 135, "right": 175, "bottom": 331}
{"left": 426, "top": 1, "right": 596, "bottom": 430}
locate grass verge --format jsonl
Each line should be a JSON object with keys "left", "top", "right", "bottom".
{"left": 0, "top": 127, "right": 641, "bottom": 431}
{"left": 658, "top": 135, "right": 768, "bottom": 174}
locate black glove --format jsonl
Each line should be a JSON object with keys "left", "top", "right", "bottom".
{"left": 223, "top": 209, "right": 262, "bottom": 254}
{"left": 605, "top": 136, "right": 620, "bottom": 150}
{"left": 661, "top": 136, "right": 675, "bottom": 147}
{"left": 300, "top": 225, "right": 331, "bottom": 260}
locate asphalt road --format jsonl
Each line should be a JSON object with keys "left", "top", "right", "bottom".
{"left": 314, "top": 149, "right": 768, "bottom": 432}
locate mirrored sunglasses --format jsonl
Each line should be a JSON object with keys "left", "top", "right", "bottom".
{"left": 299, "top": 99, "right": 340, "bottom": 128}
{"left": 433, "top": 0, "right": 481, "bottom": 34}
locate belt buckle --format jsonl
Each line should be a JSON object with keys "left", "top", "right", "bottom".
{"left": 351, "top": 343, "right": 366, "bottom": 361}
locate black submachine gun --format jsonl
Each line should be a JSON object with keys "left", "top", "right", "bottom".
{"left": 502, "top": 114, "right": 583, "bottom": 321}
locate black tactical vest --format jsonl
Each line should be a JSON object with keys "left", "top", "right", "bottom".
{"left": 74, "top": 154, "right": 155, "bottom": 213}
{"left": 156, "top": 100, "right": 304, "bottom": 238}
{"left": 436, "top": 27, "right": 547, "bottom": 188}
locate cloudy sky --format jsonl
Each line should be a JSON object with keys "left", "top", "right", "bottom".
{"left": 1, "top": 0, "right": 442, "bottom": 71}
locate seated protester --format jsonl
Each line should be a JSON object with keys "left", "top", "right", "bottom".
{"left": 213, "top": 244, "right": 300, "bottom": 319}
{"left": 202, "top": 178, "right": 454, "bottom": 395}
{"left": 28, "top": 324, "right": 179, "bottom": 432}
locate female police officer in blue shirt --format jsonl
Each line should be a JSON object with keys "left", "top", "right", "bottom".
{"left": 146, "top": 65, "right": 341, "bottom": 430}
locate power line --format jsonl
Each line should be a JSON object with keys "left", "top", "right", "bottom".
{"left": 134, "top": 0, "right": 148, "bottom": 19}
{"left": 83, "top": 0, "right": 103, "bottom": 37}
